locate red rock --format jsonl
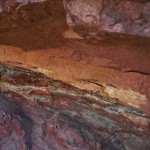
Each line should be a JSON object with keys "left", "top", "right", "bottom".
{"left": 0, "top": 64, "right": 150, "bottom": 150}
{"left": 0, "top": 1, "right": 150, "bottom": 149}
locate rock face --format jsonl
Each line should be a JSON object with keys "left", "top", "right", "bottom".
{"left": 0, "top": 0, "right": 150, "bottom": 36}
{"left": 0, "top": 0, "right": 46, "bottom": 12}
{"left": 0, "top": 42, "right": 150, "bottom": 113}
{"left": 0, "top": 0, "right": 150, "bottom": 149}
{"left": 0, "top": 64, "right": 150, "bottom": 150}
{"left": 0, "top": 0, "right": 150, "bottom": 115}
{"left": 64, "top": 0, "right": 150, "bottom": 36}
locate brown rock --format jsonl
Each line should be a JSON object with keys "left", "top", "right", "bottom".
{"left": 0, "top": 1, "right": 150, "bottom": 149}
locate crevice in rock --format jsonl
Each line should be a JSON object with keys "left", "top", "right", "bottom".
{"left": 124, "top": 70, "right": 150, "bottom": 76}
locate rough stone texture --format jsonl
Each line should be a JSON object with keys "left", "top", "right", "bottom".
{"left": 0, "top": 39, "right": 150, "bottom": 115}
{"left": 0, "top": 0, "right": 150, "bottom": 115}
{"left": 64, "top": 0, "right": 150, "bottom": 37}
{"left": 0, "top": 0, "right": 46, "bottom": 12}
{"left": 0, "top": 64, "right": 150, "bottom": 150}
{"left": 0, "top": 0, "right": 150, "bottom": 36}
{"left": 0, "top": 0, "right": 150, "bottom": 149}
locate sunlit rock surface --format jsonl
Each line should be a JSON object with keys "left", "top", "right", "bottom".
{"left": 0, "top": 0, "right": 150, "bottom": 116}
{"left": 0, "top": 0, "right": 150, "bottom": 149}
{"left": 0, "top": 64, "right": 150, "bottom": 150}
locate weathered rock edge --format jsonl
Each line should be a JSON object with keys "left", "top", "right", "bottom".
{"left": 0, "top": 64, "right": 150, "bottom": 150}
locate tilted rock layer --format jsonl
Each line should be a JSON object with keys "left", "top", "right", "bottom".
{"left": 0, "top": 64, "right": 150, "bottom": 150}
{"left": 0, "top": 0, "right": 150, "bottom": 149}
{"left": 0, "top": 0, "right": 149, "bottom": 114}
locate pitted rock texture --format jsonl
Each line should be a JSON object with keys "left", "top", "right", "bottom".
{"left": 64, "top": 0, "right": 150, "bottom": 37}
{"left": 0, "top": 0, "right": 46, "bottom": 12}
{"left": 0, "top": 64, "right": 150, "bottom": 150}
{"left": 0, "top": 0, "right": 150, "bottom": 36}
{"left": 0, "top": 0, "right": 150, "bottom": 115}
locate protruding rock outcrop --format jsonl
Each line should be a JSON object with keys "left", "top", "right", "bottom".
{"left": 64, "top": 0, "right": 150, "bottom": 37}
{"left": 0, "top": 0, "right": 150, "bottom": 36}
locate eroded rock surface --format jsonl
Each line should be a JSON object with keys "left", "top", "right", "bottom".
{"left": 0, "top": 1, "right": 150, "bottom": 149}
{"left": 64, "top": 0, "right": 150, "bottom": 36}
{"left": 0, "top": 0, "right": 150, "bottom": 36}
{"left": 0, "top": 0, "right": 149, "bottom": 114}
{"left": 0, "top": 64, "right": 150, "bottom": 150}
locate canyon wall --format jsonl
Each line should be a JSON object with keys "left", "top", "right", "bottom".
{"left": 0, "top": 0, "right": 149, "bottom": 119}
{"left": 0, "top": 0, "right": 150, "bottom": 149}
{"left": 1, "top": 64, "right": 150, "bottom": 150}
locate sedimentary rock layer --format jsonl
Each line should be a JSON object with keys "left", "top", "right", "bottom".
{"left": 0, "top": 38, "right": 150, "bottom": 115}
{"left": 0, "top": 0, "right": 150, "bottom": 113}
{"left": 0, "top": 0, "right": 150, "bottom": 149}
{"left": 0, "top": 64, "right": 150, "bottom": 150}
